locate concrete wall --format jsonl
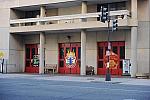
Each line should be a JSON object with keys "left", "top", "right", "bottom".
{"left": 45, "top": 34, "right": 58, "bottom": 65}
{"left": 10, "top": 9, "right": 25, "bottom": 19}
{"left": 46, "top": 8, "right": 58, "bottom": 17}
{"left": 136, "top": 0, "right": 150, "bottom": 74}
{"left": 8, "top": 34, "right": 24, "bottom": 72}
{"left": 0, "top": 6, "right": 10, "bottom": 73}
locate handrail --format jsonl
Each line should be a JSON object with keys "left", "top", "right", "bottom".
{"left": 10, "top": 10, "right": 129, "bottom": 25}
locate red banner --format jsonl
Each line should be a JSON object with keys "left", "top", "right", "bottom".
{"left": 104, "top": 51, "right": 119, "bottom": 69}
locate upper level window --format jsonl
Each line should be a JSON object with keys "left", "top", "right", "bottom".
{"left": 97, "top": 1, "right": 126, "bottom": 12}
{"left": 25, "top": 10, "right": 40, "bottom": 18}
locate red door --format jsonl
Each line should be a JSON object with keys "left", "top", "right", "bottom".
{"left": 58, "top": 43, "right": 81, "bottom": 74}
{"left": 97, "top": 41, "right": 125, "bottom": 75}
{"left": 25, "top": 44, "right": 39, "bottom": 73}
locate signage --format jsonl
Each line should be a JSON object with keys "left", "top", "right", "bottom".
{"left": 32, "top": 55, "right": 39, "bottom": 67}
{"left": 104, "top": 51, "right": 119, "bottom": 69}
{"left": 65, "top": 51, "right": 77, "bottom": 68}
{"left": 123, "top": 59, "right": 130, "bottom": 75}
{"left": 0, "top": 52, "right": 4, "bottom": 59}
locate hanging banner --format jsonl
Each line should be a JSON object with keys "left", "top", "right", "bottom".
{"left": 65, "top": 51, "right": 77, "bottom": 68}
{"left": 104, "top": 51, "right": 119, "bottom": 69}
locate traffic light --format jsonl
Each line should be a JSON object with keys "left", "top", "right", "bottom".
{"left": 112, "top": 19, "right": 118, "bottom": 31}
{"left": 100, "top": 6, "right": 108, "bottom": 23}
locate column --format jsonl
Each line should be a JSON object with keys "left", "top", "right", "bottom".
{"left": 81, "top": 1, "right": 87, "bottom": 22}
{"left": 40, "top": 6, "right": 46, "bottom": 17}
{"left": 80, "top": 30, "right": 86, "bottom": 75}
{"left": 40, "top": 6, "right": 46, "bottom": 25}
{"left": 39, "top": 6, "right": 46, "bottom": 74}
{"left": 130, "top": 0, "right": 138, "bottom": 77}
{"left": 80, "top": 1, "right": 87, "bottom": 75}
{"left": 39, "top": 32, "right": 45, "bottom": 74}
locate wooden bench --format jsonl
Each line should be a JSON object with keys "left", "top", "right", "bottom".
{"left": 136, "top": 73, "right": 150, "bottom": 79}
{"left": 86, "top": 66, "right": 95, "bottom": 75}
{"left": 44, "top": 64, "right": 57, "bottom": 74}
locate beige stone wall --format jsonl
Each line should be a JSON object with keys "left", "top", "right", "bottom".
{"left": 138, "top": 0, "right": 149, "bottom": 21}
{"left": 10, "top": 9, "right": 25, "bottom": 19}
{"left": 46, "top": 8, "right": 58, "bottom": 17}
{"left": 87, "top": 4, "right": 97, "bottom": 21}
{"left": 9, "top": 34, "right": 24, "bottom": 72}
{"left": 45, "top": 34, "right": 58, "bottom": 65}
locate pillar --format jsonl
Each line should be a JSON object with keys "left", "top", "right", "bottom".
{"left": 130, "top": 0, "right": 138, "bottom": 77}
{"left": 80, "top": 30, "right": 86, "bottom": 75}
{"left": 39, "top": 32, "right": 45, "bottom": 74}
{"left": 81, "top": 1, "right": 87, "bottom": 22}
{"left": 40, "top": 6, "right": 46, "bottom": 17}
{"left": 39, "top": 6, "right": 46, "bottom": 74}
{"left": 80, "top": 1, "right": 87, "bottom": 75}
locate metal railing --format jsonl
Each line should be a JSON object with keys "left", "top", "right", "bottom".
{"left": 10, "top": 10, "right": 130, "bottom": 27}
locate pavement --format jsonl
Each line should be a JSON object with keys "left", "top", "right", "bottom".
{"left": 0, "top": 73, "right": 150, "bottom": 86}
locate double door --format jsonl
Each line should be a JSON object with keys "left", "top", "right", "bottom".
{"left": 97, "top": 42, "right": 125, "bottom": 75}
{"left": 25, "top": 44, "right": 39, "bottom": 73}
{"left": 58, "top": 43, "right": 81, "bottom": 74}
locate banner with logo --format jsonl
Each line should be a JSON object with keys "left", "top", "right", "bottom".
{"left": 65, "top": 51, "right": 77, "bottom": 68}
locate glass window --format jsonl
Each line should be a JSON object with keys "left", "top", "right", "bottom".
{"left": 59, "top": 48, "right": 64, "bottom": 59}
{"left": 98, "top": 61, "right": 103, "bottom": 68}
{"left": 26, "top": 48, "right": 30, "bottom": 59}
{"left": 59, "top": 61, "right": 64, "bottom": 67}
{"left": 66, "top": 48, "right": 70, "bottom": 54}
{"left": 78, "top": 47, "right": 81, "bottom": 59}
{"left": 120, "top": 61, "right": 123, "bottom": 69}
{"left": 120, "top": 46, "right": 125, "bottom": 59}
{"left": 31, "top": 48, "right": 35, "bottom": 59}
{"left": 26, "top": 61, "right": 30, "bottom": 67}
{"left": 97, "top": 1, "right": 126, "bottom": 12}
{"left": 78, "top": 60, "right": 81, "bottom": 67}
{"left": 112, "top": 46, "right": 118, "bottom": 54}
{"left": 99, "top": 47, "right": 103, "bottom": 59}
{"left": 72, "top": 47, "right": 76, "bottom": 56}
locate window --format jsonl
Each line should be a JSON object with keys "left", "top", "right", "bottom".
{"left": 99, "top": 47, "right": 103, "bottom": 59}
{"left": 97, "top": 1, "right": 126, "bottom": 12}
{"left": 59, "top": 48, "right": 64, "bottom": 59}
{"left": 120, "top": 46, "right": 125, "bottom": 59}
{"left": 25, "top": 10, "right": 40, "bottom": 18}
{"left": 26, "top": 48, "right": 30, "bottom": 59}
{"left": 98, "top": 61, "right": 103, "bottom": 68}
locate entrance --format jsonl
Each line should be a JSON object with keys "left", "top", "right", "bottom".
{"left": 25, "top": 44, "right": 39, "bottom": 73}
{"left": 97, "top": 41, "right": 125, "bottom": 75}
{"left": 58, "top": 43, "right": 81, "bottom": 74}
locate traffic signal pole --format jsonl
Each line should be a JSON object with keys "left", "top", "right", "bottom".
{"left": 105, "top": 4, "right": 111, "bottom": 81}
{"left": 100, "top": 4, "right": 119, "bottom": 81}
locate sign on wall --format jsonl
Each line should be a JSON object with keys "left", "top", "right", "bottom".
{"left": 123, "top": 59, "right": 130, "bottom": 75}
{"left": 65, "top": 51, "right": 77, "bottom": 68}
{"left": 104, "top": 51, "right": 119, "bottom": 69}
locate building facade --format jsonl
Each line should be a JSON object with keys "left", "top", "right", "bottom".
{"left": 0, "top": 0, "right": 149, "bottom": 77}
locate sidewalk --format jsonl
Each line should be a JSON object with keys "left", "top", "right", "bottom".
{"left": 0, "top": 73, "right": 150, "bottom": 86}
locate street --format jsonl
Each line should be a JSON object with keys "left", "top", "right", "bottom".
{"left": 0, "top": 74, "right": 150, "bottom": 100}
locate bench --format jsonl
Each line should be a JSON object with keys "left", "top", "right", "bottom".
{"left": 86, "top": 65, "right": 95, "bottom": 75}
{"left": 44, "top": 64, "right": 57, "bottom": 74}
{"left": 136, "top": 73, "right": 150, "bottom": 79}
